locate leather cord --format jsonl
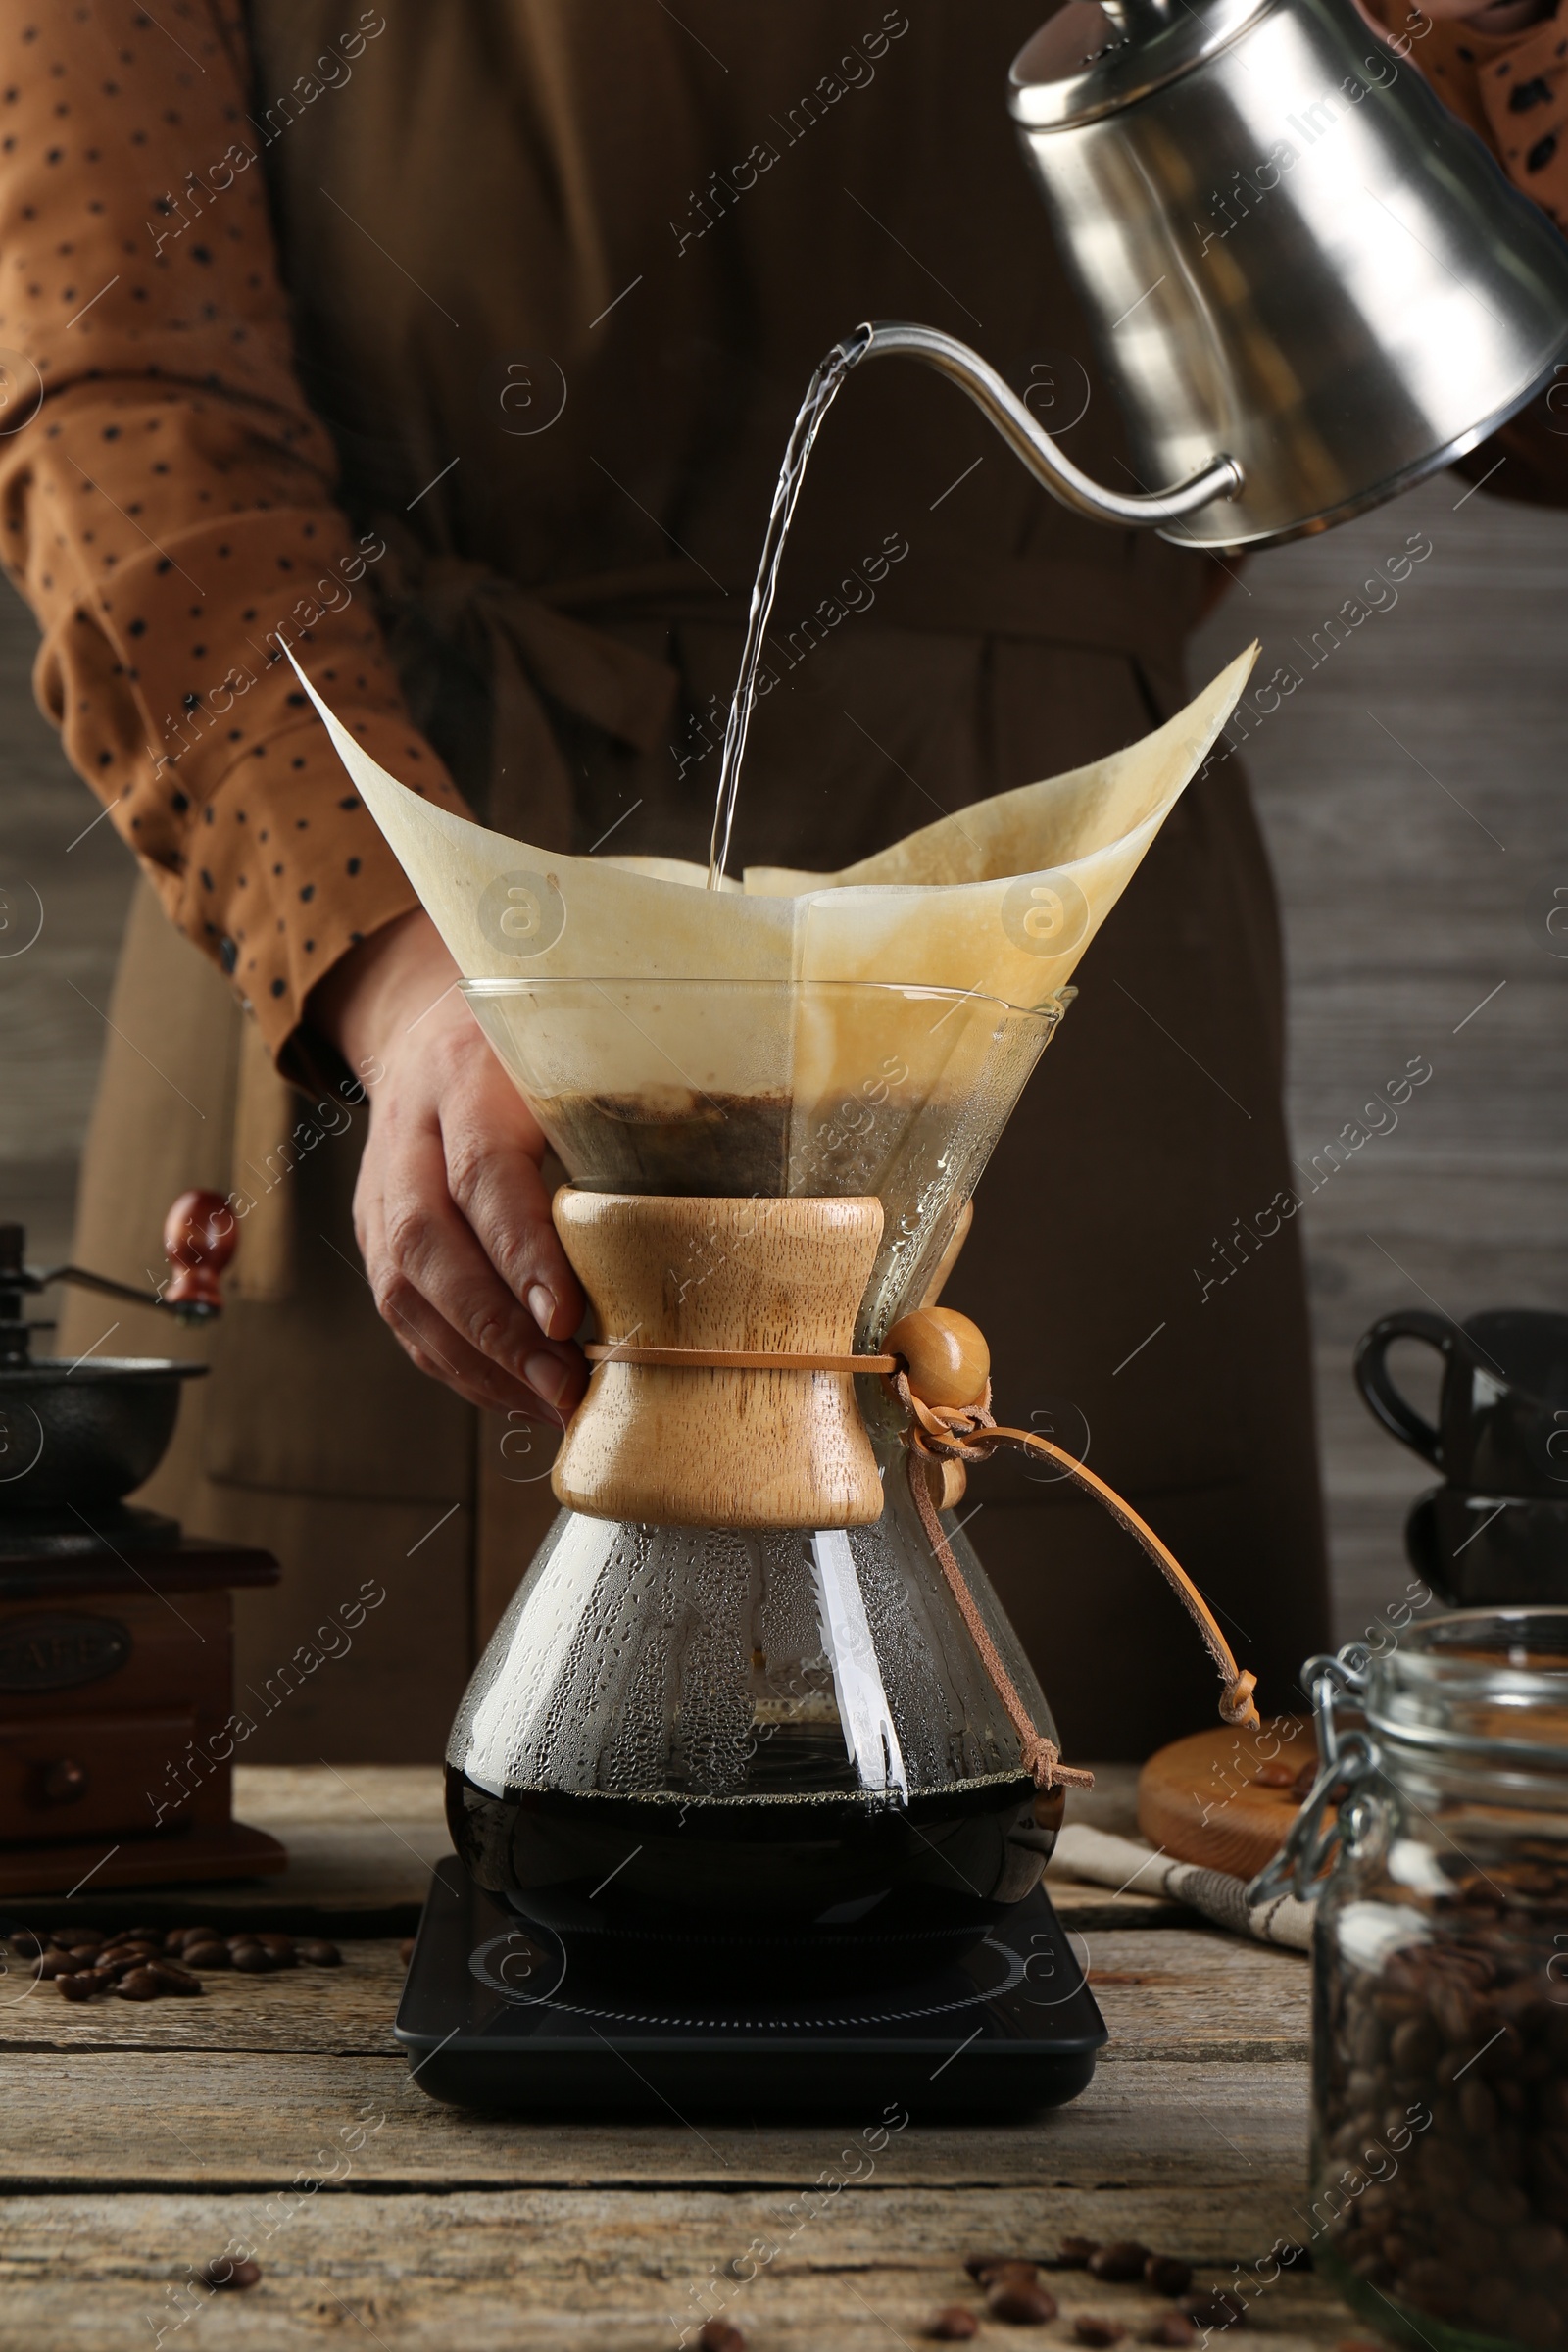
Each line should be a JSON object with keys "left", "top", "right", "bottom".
{"left": 584, "top": 1344, "right": 897, "bottom": 1373}
{"left": 893, "top": 1369, "right": 1261, "bottom": 1744}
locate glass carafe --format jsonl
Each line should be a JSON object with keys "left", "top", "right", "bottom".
{"left": 446, "top": 980, "right": 1070, "bottom": 1984}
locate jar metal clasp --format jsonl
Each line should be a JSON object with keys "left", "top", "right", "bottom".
{"left": 1247, "top": 1643, "right": 1383, "bottom": 1907}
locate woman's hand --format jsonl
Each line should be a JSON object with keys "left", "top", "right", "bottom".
{"left": 311, "top": 908, "right": 586, "bottom": 1420}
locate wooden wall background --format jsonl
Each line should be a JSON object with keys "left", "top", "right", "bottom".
{"left": 2, "top": 466, "right": 1564, "bottom": 1656}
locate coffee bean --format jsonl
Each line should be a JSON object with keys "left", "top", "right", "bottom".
{"left": 1177, "top": 2292, "right": 1246, "bottom": 2329}
{"left": 973, "top": 2262, "right": 1038, "bottom": 2287}
{"left": 254, "top": 1934, "right": 295, "bottom": 1961}
{"left": 150, "top": 1962, "right": 203, "bottom": 1996}
{"left": 1089, "top": 2243, "right": 1150, "bottom": 2284}
{"left": 57, "top": 1968, "right": 111, "bottom": 2002}
{"left": 230, "top": 1945, "right": 276, "bottom": 1974}
{"left": 1055, "top": 2238, "right": 1098, "bottom": 2269}
{"left": 987, "top": 2282, "right": 1057, "bottom": 2326}
{"left": 38, "top": 1950, "right": 92, "bottom": 1978}
{"left": 64, "top": 1928, "right": 104, "bottom": 1949}
{"left": 98, "top": 1941, "right": 158, "bottom": 1967}
{"left": 1142, "top": 2321, "right": 1198, "bottom": 2348}
{"left": 7, "top": 1930, "right": 45, "bottom": 1956}
{"left": 115, "top": 1967, "right": 163, "bottom": 2001}
{"left": 929, "top": 2310, "right": 980, "bottom": 2340}
{"left": 696, "top": 2324, "right": 744, "bottom": 2352}
{"left": 183, "top": 1941, "right": 229, "bottom": 1971}
{"left": 1073, "top": 2320, "right": 1126, "bottom": 2346}
{"left": 297, "top": 1939, "right": 341, "bottom": 1967}
{"left": 177, "top": 1925, "right": 218, "bottom": 1948}
{"left": 1145, "top": 2256, "right": 1193, "bottom": 2297}
{"left": 200, "top": 2257, "right": 262, "bottom": 2291}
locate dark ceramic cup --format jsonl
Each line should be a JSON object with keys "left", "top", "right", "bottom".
{"left": 1405, "top": 1486, "right": 1568, "bottom": 1607}
{"left": 1354, "top": 1308, "right": 1568, "bottom": 1498}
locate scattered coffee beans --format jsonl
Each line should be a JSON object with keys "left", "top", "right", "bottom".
{"left": 1089, "top": 2243, "right": 1151, "bottom": 2284}
{"left": 1144, "top": 2256, "right": 1193, "bottom": 2297}
{"left": 987, "top": 2279, "right": 1057, "bottom": 2326}
{"left": 928, "top": 2310, "right": 980, "bottom": 2341}
{"left": 6, "top": 1920, "right": 345, "bottom": 2004}
{"left": 201, "top": 2257, "right": 262, "bottom": 2291}
{"left": 1073, "top": 2320, "right": 1127, "bottom": 2346}
{"left": 1055, "top": 2237, "right": 1098, "bottom": 2268}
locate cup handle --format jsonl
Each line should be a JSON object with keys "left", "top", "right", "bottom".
{"left": 1353, "top": 1310, "right": 1454, "bottom": 1467}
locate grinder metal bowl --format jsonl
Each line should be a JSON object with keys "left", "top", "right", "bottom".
{"left": 0, "top": 1356, "right": 204, "bottom": 1508}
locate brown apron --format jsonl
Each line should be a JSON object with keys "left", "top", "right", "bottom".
{"left": 61, "top": 0, "right": 1329, "bottom": 1761}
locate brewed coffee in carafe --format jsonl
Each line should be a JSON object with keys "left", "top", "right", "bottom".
{"left": 446, "top": 978, "right": 1068, "bottom": 1984}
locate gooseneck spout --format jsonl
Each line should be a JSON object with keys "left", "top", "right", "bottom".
{"left": 850, "top": 319, "right": 1244, "bottom": 527}
{"left": 706, "top": 318, "right": 1243, "bottom": 887}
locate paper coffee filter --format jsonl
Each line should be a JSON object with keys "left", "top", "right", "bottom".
{"left": 289, "top": 645, "right": 1255, "bottom": 1011}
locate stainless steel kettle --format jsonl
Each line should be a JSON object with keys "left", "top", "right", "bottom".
{"left": 1004, "top": 0, "right": 1568, "bottom": 546}
{"left": 846, "top": 0, "right": 1568, "bottom": 550}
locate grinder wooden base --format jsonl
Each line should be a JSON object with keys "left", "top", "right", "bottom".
{"left": 551, "top": 1190, "right": 885, "bottom": 1529}
{"left": 0, "top": 1537, "right": 287, "bottom": 1896}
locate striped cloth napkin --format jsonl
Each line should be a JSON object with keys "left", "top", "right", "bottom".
{"left": 1048, "top": 1823, "right": 1314, "bottom": 1951}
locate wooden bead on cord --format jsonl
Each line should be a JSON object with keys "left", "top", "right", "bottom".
{"left": 885, "top": 1307, "right": 990, "bottom": 1410}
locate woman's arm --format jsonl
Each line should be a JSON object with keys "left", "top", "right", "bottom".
{"left": 0, "top": 0, "right": 582, "bottom": 1417}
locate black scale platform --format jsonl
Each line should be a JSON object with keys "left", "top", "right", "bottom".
{"left": 397, "top": 1857, "right": 1106, "bottom": 2117}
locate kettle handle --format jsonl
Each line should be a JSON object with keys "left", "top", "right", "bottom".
{"left": 855, "top": 320, "right": 1243, "bottom": 528}
{"left": 1352, "top": 1308, "right": 1457, "bottom": 1468}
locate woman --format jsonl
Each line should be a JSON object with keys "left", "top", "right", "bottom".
{"left": 2, "top": 0, "right": 1560, "bottom": 1759}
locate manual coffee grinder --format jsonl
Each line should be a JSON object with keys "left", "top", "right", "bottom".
{"left": 0, "top": 1192, "right": 284, "bottom": 1897}
{"left": 398, "top": 980, "right": 1257, "bottom": 2117}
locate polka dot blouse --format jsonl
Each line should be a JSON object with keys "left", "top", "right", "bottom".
{"left": 0, "top": 0, "right": 470, "bottom": 1072}
{"left": 1366, "top": 1, "right": 1568, "bottom": 230}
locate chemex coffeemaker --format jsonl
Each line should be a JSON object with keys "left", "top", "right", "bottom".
{"left": 367, "top": 0, "right": 1566, "bottom": 2111}
{"left": 318, "top": 636, "right": 1261, "bottom": 2113}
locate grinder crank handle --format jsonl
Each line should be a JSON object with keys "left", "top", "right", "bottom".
{"left": 29, "top": 1188, "right": 238, "bottom": 1320}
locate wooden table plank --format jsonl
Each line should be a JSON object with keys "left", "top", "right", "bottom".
{"left": 2, "top": 1931, "right": 1306, "bottom": 2063}
{"left": 0, "top": 2051, "right": 1307, "bottom": 2190}
{"left": 0, "top": 2188, "right": 1349, "bottom": 2351}
{"left": 0, "top": 1766, "right": 1348, "bottom": 2347}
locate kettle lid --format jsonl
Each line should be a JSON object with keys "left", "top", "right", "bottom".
{"left": 1008, "top": 0, "right": 1275, "bottom": 130}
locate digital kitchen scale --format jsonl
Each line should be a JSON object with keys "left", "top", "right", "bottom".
{"left": 396, "top": 1856, "right": 1105, "bottom": 2117}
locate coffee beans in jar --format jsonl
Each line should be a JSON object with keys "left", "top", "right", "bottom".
{"left": 1268, "top": 1610, "right": 1568, "bottom": 2352}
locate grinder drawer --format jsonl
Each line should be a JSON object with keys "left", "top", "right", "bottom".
{"left": 0, "top": 1708, "right": 194, "bottom": 1840}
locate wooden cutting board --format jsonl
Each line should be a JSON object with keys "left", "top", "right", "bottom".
{"left": 1136, "top": 1715, "right": 1318, "bottom": 1880}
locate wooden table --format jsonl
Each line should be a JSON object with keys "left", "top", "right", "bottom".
{"left": 0, "top": 1767, "right": 1361, "bottom": 2350}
